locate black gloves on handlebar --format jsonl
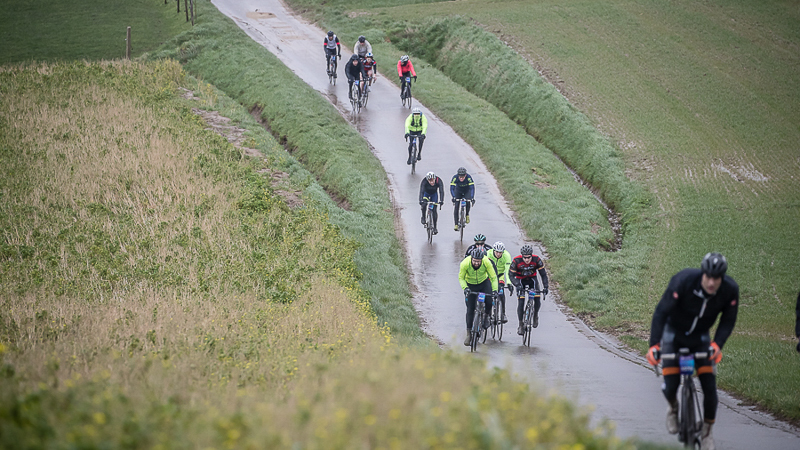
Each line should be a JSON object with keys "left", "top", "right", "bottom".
{"left": 413, "top": 76, "right": 417, "bottom": 82}
{"left": 471, "top": 199, "right": 476, "bottom": 206}
{"left": 463, "top": 288, "right": 470, "bottom": 298}
{"left": 404, "top": 133, "right": 409, "bottom": 139}
{"left": 543, "top": 287, "right": 549, "bottom": 295}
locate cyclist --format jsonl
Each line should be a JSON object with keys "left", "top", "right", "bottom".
{"left": 464, "top": 234, "right": 493, "bottom": 258}
{"left": 509, "top": 244, "right": 549, "bottom": 335}
{"left": 646, "top": 253, "right": 739, "bottom": 450}
{"left": 404, "top": 107, "right": 427, "bottom": 164}
{"left": 362, "top": 53, "right": 377, "bottom": 87}
{"left": 345, "top": 54, "right": 367, "bottom": 101}
{"left": 397, "top": 55, "right": 417, "bottom": 97}
{"left": 323, "top": 31, "right": 341, "bottom": 76}
{"left": 418, "top": 171, "right": 444, "bottom": 234}
{"left": 488, "top": 241, "right": 513, "bottom": 323}
{"left": 458, "top": 247, "right": 499, "bottom": 346}
{"left": 354, "top": 35, "right": 373, "bottom": 59}
{"left": 450, "top": 167, "right": 475, "bottom": 231}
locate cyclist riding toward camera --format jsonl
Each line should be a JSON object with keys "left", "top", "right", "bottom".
{"left": 464, "top": 234, "right": 493, "bottom": 258}
{"left": 459, "top": 247, "right": 499, "bottom": 346}
{"left": 450, "top": 167, "right": 475, "bottom": 231}
{"left": 362, "top": 53, "right": 377, "bottom": 86}
{"left": 418, "top": 171, "right": 444, "bottom": 234}
{"left": 323, "top": 31, "right": 341, "bottom": 75}
{"left": 397, "top": 55, "right": 417, "bottom": 95}
{"left": 405, "top": 107, "right": 427, "bottom": 164}
{"left": 488, "top": 241, "right": 512, "bottom": 324}
{"left": 345, "top": 54, "right": 367, "bottom": 101}
{"left": 509, "top": 245, "right": 549, "bottom": 335}
{"left": 646, "top": 253, "right": 739, "bottom": 450}
{"left": 354, "top": 35, "right": 373, "bottom": 59}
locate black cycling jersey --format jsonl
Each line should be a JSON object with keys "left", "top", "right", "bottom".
{"left": 345, "top": 60, "right": 366, "bottom": 81}
{"left": 649, "top": 268, "right": 739, "bottom": 348}
{"left": 418, "top": 177, "right": 444, "bottom": 203}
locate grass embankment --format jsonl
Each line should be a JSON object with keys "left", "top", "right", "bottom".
{"left": 0, "top": 0, "right": 191, "bottom": 64}
{"left": 280, "top": 0, "right": 800, "bottom": 421}
{"left": 0, "top": 60, "right": 633, "bottom": 448}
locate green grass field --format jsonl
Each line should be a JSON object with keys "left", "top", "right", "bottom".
{"left": 0, "top": 0, "right": 192, "bottom": 63}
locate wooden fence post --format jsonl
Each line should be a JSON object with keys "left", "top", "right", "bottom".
{"left": 126, "top": 27, "right": 131, "bottom": 59}
{"left": 190, "top": 0, "right": 195, "bottom": 26}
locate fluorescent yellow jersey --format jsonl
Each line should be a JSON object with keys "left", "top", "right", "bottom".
{"left": 488, "top": 249, "right": 512, "bottom": 284}
{"left": 458, "top": 256, "right": 499, "bottom": 291}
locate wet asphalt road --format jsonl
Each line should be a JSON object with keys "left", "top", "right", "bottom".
{"left": 211, "top": 1, "right": 800, "bottom": 447}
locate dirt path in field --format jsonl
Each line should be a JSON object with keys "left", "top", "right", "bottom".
{"left": 209, "top": 0, "right": 800, "bottom": 447}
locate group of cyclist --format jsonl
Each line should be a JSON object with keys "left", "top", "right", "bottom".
{"left": 325, "top": 31, "right": 741, "bottom": 450}
{"left": 459, "top": 234, "right": 550, "bottom": 346}
{"left": 325, "top": 31, "right": 419, "bottom": 108}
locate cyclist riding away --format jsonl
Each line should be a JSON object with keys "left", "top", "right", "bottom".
{"left": 464, "top": 234, "right": 493, "bottom": 258}
{"left": 646, "top": 252, "right": 739, "bottom": 450}
{"left": 354, "top": 35, "right": 372, "bottom": 59}
{"left": 397, "top": 55, "right": 417, "bottom": 97}
{"left": 362, "top": 53, "right": 377, "bottom": 86}
{"left": 509, "top": 245, "right": 549, "bottom": 335}
{"left": 450, "top": 167, "right": 475, "bottom": 231}
{"left": 345, "top": 54, "right": 367, "bottom": 101}
{"left": 324, "top": 31, "right": 341, "bottom": 76}
{"left": 488, "top": 241, "right": 512, "bottom": 324}
{"left": 405, "top": 107, "right": 427, "bottom": 164}
{"left": 459, "top": 247, "right": 499, "bottom": 346}
{"left": 418, "top": 171, "right": 444, "bottom": 234}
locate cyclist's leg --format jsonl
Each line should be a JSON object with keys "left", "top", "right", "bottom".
{"left": 465, "top": 198, "right": 471, "bottom": 217}
{"left": 418, "top": 134, "right": 425, "bottom": 157}
{"left": 420, "top": 197, "right": 429, "bottom": 224}
{"left": 326, "top": 50, "right": 332, "bottom": 71}
{"left": 695, "top": 334, "right": 718, "bottom": 423}
{"left": 660, "top": 325, "right": 681, "bottom": 404}
{"left": 464, "top": 287, "right": 478, "bottom": 331}
{"left": 431, "top": 192, "right": 439, "bottom": 231}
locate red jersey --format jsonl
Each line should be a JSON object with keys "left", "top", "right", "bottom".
{"left": 509, "top": 255, "right": 545, "bottom": 280}
{"left": 397, "top": 59, "right": 416, "bottom": 77}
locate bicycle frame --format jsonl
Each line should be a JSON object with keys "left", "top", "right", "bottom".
{"left": 659, "top": 348, "right": 708, "bottom": 448}
{"left": 521, "top": 288, "right": 544, "bottom": 347}
{"left": 454, "top": 198, "right": 467, "bottom": 241}
{"left": 469, "top": 292, "right": 487, "bottom": 352}
{"left": 424, "top": 201, "right": 437, "bottom": 243}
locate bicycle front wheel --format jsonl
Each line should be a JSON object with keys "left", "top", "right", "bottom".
{"left": 470, "top": 310, "right": 481, "bottom": 353}
{"left": 426, "top": 209, "right": 433, "bottom": 244}
{"left": 459, "top": 205, "right": 466, "bottom": 242}
{"left": 410, "top": 143, "right": 417, "bottom": 174}
{"left": 679, "top": 378, "right": 697, "bottom": 447}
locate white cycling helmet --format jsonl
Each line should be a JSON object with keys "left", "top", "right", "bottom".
{"left": 412, "top": 107, "right": 421, "bottom": 115}
{"left": 425, "top": 171, "right": 436, "bottom": 180}
{"left": 366, "top": 52, "right": 373, "bottom": 58}
{"left": 493, "top": 241, "right": 505, "bottom": 252}
{"left": 400, "top": 55, "right": 409, "bottom": 63}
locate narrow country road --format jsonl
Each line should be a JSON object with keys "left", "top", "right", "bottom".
{"left": 210, "top": 1, "right": 800, "bottom": 447}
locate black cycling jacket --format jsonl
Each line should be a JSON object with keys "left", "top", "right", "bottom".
{"left": 649, "top": 268, "right": 739, "bottom": 348}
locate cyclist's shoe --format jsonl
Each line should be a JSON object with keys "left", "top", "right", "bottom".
{"left": 454, "top": 224, "right": 459, "bottom": 231}
{"left": 433, "top": 227, "right": 438, "bottom": 235}
{"left": 420, "top": 217, "right": 426, "bottom": 225}
{"left": 466, "top": 215, "right": 470, "bottom": 224}
{"left": 417, "top": 154, "right": 422, "bottom": 161}
{"left": 501, "top": 314, "right": 508, "bottom": 324}
{"left": 407, "top": 157, "right": 412, "bottom": 165}
{"left": 700, "top": 422, "right": 715, "bottom": 450}
{"left": 532, "top": 313, "right": 539, "bottom": 328}
{"left": 482, "top": 315, "right": 490, "bottom": 330}
{"left": 517, "top": 324, "right": 525, "bottom": 335}
{"left": 464, "top": 333, "right": 471, "bottom": 346}
{"left": 666, "top": 402, "right": 679, "bottom": 434}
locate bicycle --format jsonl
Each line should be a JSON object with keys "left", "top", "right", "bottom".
{"left": 490, "top": 284, "right": 511, "bottom": 341}
{"left": 655, "top": 348, "right": 709, "bottom": 449}
{"left": 454, "top": 198, "right": 469, "bottom": 242}
{"left": 361, "top": 75, "right": 372, "bottom": 107}
{"left": 327, "top": 55, "right": 338, "bottom": 85}
{"left": 406, "top": 134, "right": 420, "bottom": 174}
{"left": 423, "top": 200, "right": 439, "bottom": 244}
{"left": 468, "top": 291, "right": 489, "bottom": 352}
{"left": 521, "top": 288, "right": 544, "bottom": 347}
{"left": 400, "top": 76, "right": 415, "bottom": 108}
{"left": 350, "top": 80, "right": 363, "bottom": 114}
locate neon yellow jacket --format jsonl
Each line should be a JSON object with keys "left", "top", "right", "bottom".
{"left": 488, "top": 249, "right": 512, "bottom": 284}
{"left": 458, "top": 256, "right": 499, "bottom": 291}
{"left": 405, "top": 113, "right": 428, "bottom": 134}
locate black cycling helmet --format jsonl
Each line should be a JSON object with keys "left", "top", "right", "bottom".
{"left": 473, "top": 234, "right": 486, "bottom": 244}
{"left": 350, "top": 54, "right": 360, "bottom": 61}
{"left": 327, "top": 31, "right": 334, "bottom": 37}
{"left": 358, "top": 35, "right": 366, "bottom": 43}
{"left": 520, "top": 245, "right": 534, "bottom": 256}
{"left": 701, "top": 252, "right": 727, "bottom": 278}
{"left": 457, "top": 167, "right": 467, "bottom": 176}
{"left": 470, "top": 248, "right": 486, "bottom": 260}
